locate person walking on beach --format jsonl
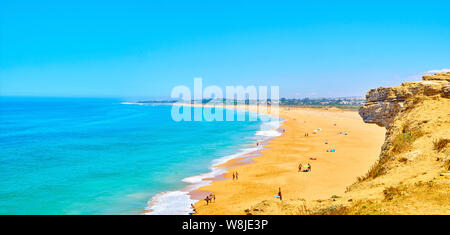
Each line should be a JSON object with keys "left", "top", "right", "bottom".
{"left": 232, "top": 172, "right": 235, "bottom": 181}
{"left": 278, "top": 187, "right": 282, "bottom": 201}
{"left": 235, "top": 171, "right": 239, "bottom": 181}
{"left": 209, "top": 192, "right": 215, "bottom": 202}
{"left": 205, "top": 195, "right": 210, "bottom": 205}
{"left": 298, "top": 163, "right": 302, "bottom": 172}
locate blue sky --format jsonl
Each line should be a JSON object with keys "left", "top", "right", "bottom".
{"left": 1, "top": 0, "right": 449, "bottom": 99}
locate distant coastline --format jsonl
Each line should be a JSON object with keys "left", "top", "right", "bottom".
{"left": 122, "top": 96, "right": 365, "bottom": 111}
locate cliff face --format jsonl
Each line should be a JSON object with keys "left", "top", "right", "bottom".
{"left": 304, "top": 72, "right": 449, "bottom": 214}
{"left": 340, "top": 72, "right": 450, "bottom": 214}
{"left": 359, "top": 72, "right": 450, "bottom": 128}
{"left": 245, "top": 73, "right": 449, "bottom": 215}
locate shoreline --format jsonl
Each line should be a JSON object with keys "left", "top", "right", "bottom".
{"left": 144, "top": 136, "right": 277, "bottom": 215}
{"left": 192, "top": 106, "right": 385, "bottom": 214}
{"left": 121, "top": 102, "right": 385, "bottom": 215}
{"left": 187, "top": 134, "right": 280, "bottom": 201}
{"left": 121, "top": 102, "right": 282, "bottom": 214}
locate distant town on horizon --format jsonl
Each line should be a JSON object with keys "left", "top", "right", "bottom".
{"left": 136, "top": 97, "right": 366, "bottom": 110}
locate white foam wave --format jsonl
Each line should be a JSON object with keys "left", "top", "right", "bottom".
{"left": 182, "top": 168, "right": 226, "bottom": 185}
{"left": 211, "top": 148, "right": 259, "bottom": 166}
{"left": 256, "top": 117, "right": 282, "bottom": 137}
{"left": 263, "top": 119, "right": 282, "bottom": 129}
{"left": 145, "top": 191, "right": 196, "bottom": 215}
{"left": 255, "top": 130, "right": 282, "bottom": 137}
{"left": 144, "top": 116, "right": 284, "bottom": 215}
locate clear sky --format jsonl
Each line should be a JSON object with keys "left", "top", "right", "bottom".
{"left": 1, "top": 0, "right": 449, "bottom": 99}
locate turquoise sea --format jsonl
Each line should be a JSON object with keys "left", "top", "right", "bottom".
{"left": 0, "top": 97, "right": 279, "bottom": 214}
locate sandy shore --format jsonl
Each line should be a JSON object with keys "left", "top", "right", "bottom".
{"left": 193, "top": 106, "right": 385, "bottom": 214}
{"left": 122, "top": 102, "right": 385, "bottom": 214}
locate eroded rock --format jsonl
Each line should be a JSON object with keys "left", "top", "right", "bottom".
{"left": 359, "top": 72, "right": 450, "bottom": 128}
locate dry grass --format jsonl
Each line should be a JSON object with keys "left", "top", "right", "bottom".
{"left": 444, "top": 160, "right": 450, "bottom": 171}
{"left": 359, "top": 180, "right": 449, "bottom": 214}
{"left": 246, "top": 199, "right": 312, "bottom": 215}
{"left": 356, "top": 157, "right": 388, "bottom": 182}
{"left": 356, "top": 123, "right": 427, "bottom": 183}
{"left": 312, "top": 205, "right": 349, "bottom": 215}
{"left": 391, "top": 123, "right": 425, "bottom": 154}
{"left": 323, "top": 179, "right": 449, "bottom": 215}
{"left": 433, "top": 138, "right": 449, "bottom": 152}
{"left": 295, "top": 203, "right": 311, "bottom": 215}
{"left": 383, "top": 186, "right": 404, "bottom": 201}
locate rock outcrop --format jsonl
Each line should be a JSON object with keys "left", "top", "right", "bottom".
{"left": 359, "top": 72, "right": 450, "bottom": 128}
{"left": 423, "top": 72, "right": 450, "bottom": 82}
{"left": 243, "top": 72, "right": 450, "bottom": 215}
{"left": 341, "top": 71, "right": 450, "bottom": 214}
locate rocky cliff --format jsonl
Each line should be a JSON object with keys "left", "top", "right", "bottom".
{"left": 244, "top": 73, "right": 449, "bottom": 214}
{"left": 359, "top": 72, "right": 450, "bottom": 128}
{"left": 306, "top": 72, "right": 449, "bottom": 214}
{"left": 337, "top": 72, "right": 450, "bottom": 214}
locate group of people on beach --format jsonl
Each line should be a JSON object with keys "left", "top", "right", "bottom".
{"left": 298, "top": 163, "right": 311, "bottom": 172}
{"left": 204, "top": 192, "right": 215, "bottom": 205}
{"left": 232, "top": 171, "right": 239, "bottom": 181}
{"left": 196, "top": 171, "right": 239, "bottom": 210}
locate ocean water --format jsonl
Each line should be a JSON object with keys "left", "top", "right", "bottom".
{"left": 0, "top": 97, "right": 279, "bottom": 215}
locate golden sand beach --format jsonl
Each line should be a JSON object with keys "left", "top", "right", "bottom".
{"left": 192, "top": 106, "right": 386, "bottom": 214}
